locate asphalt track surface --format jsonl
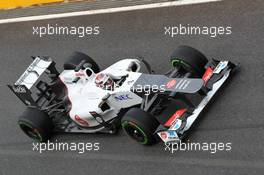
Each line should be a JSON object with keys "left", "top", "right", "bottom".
{"left": 0, "top": 0, "right": 264, "bottom": 174}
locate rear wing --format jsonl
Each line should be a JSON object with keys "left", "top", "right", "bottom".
{"left": 14, "top": 57, "right": 53, "bottom": 89}
{"left": 7, "top": 56, "right": 59, "bottom": 107}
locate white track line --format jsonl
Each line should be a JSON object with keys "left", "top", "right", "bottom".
{"left": 0, "top": 0, "right": 221, "bottom": 24}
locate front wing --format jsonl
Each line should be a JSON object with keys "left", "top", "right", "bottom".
{"left": 157, "top": 61, "right": 236, "bottom": 143}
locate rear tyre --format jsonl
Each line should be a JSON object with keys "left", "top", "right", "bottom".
{"left": 18, "top": 108, "right": 53, "bottom": 142}
{"left": 121, "top": 108, "right": 159, "bottom": 145}
{"left": 170, "top": 46, "right": 208, "bottom": 77}
{"left": 64, "top": 51, "right": 100, "bottom": 73}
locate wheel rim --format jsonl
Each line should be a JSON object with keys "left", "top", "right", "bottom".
{"left": 171, "top": 59, "right": 191, "bottom": 68}
{"left": 18, "top": 121, "right": 42, "bottom": 142}
{"left": 171, "top": 58, "right": 202, "bottom": 76}
{"left": 122, "top": 121, "right": 148, "bottom": 145}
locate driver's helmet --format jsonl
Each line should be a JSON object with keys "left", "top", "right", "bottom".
{"left": 95, "top": 73, "right": 114, "bottom": 90}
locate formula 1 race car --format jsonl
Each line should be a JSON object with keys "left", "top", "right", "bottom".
{"left": 8, "top": 46, "right": 236, "bottom": 145}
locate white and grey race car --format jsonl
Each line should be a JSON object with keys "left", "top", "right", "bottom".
{"left": 8, "top": 46, "right": 236, "bottom": 145}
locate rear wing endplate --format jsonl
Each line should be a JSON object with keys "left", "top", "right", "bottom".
{"left": 7, "top": 85, "right": 37, "bottom": 107}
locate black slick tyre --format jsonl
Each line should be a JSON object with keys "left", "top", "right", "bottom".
{"left": 18, "top": 108, "right": 53, "bottom": 142}
{"left": 64, "top": 51, "right": 100, "bottom": 73}
{"left": 121, "top": 108, "right": 159, "bottom": 145}
{"left": 170, "top": 46, "right": 208, "bottom": 77}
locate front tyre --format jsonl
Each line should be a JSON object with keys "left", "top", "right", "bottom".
{"left": 170, "top": 45, "right": 208, "bottom": 77}
{"left": 121, "top": 108, "right": 159, "bottom": 145}
{"left": 18, "top": 108, "right": 53, "bottom": 142}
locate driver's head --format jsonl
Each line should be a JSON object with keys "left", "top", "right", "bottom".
{"left": 95, "top": 73, "right": 114, "bottom": 90}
